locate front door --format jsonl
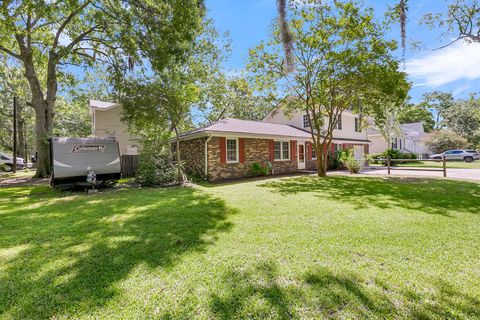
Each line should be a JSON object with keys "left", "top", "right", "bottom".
{"left": 298, "top": 143, "right": 306, "bottom": 169}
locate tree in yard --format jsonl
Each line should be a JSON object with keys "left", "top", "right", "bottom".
{"left": 0, "top": 58, "right": 32, "bottom": 159}
{"left": 119, "top": 73, "right": 200, "bottom": 184}
{"left": 117, "top": 19, "right": 226, "bottom": 184}
{"left": 277, "top": 1, "right": 409, "bottom": 68}
{"left": 424, "top": 129, "right": 469, "bottom": 154}
{"left": 250, "top": 1, "right": 401, "bottom": 177}
{"left": 423, "top": 0, "right": 480, "bottom": 48}
{"left": 419, "top": 91, "right": 455, "bottom": 129}
{"left": 441, "top": 95, "right": 480, "bottom": 146}
{"left": 198, "top": 75, "right": 277, "bottom": 124}
{"left": 52, "top": 97, "right": 92, "bottom": 138}
{"left": 398, "top": 103, "right": 435, "bottom": 132}
{"left": 0, "top": 0, "right": 204, "bottom": 177}
{"left": 362, "top": 64, "right": 411, "bottom": 151}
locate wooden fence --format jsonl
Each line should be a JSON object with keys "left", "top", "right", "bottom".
{"left": 375, "top": 157, "right": 447, "bottom": 177}
{"left": 121, "top": 155, "right": 139, "bottom": 177}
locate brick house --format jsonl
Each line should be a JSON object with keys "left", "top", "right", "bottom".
{"left": 90, "top": 100, "right": 370, "bottom": 181}
{"left": 178, "top": 109, "right": 370, "bottom": 181}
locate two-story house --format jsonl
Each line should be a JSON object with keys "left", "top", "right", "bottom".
{"left": 262, "top": 109, "right": 370, "bottom": 167}
{"left": 90, "top": 100, "right": 140, "bottom": 155}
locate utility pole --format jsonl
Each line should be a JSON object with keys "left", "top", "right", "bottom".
{"left": 24, "top": 131, "right": 28, "bottom": 169}
{"left": 13, "top": 96, "right": 17, "bottom": 173}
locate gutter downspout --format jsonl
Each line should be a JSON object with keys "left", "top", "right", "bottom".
{"left": 204, "top": 134, "right": 212, "bottom": 180}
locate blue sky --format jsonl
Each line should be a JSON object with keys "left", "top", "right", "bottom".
{"left": 206, "top": 0, "right": 480, "bottom": 103}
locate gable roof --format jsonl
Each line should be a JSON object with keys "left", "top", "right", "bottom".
{"left": 89, "top": 100, "right": 121, "bottom": 111}
{"left": 400, "top": 122, "right": 425, "bottom": 137}
{"left": 179, "top": 118, "right": 312, "bottom": 140}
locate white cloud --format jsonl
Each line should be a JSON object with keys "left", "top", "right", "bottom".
{"left": 405, "top": 41, "right": 480, "bottom": 87}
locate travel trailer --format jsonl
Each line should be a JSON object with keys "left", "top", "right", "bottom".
{"left": 50, "top": 137, "right": 121, "bottom": 188}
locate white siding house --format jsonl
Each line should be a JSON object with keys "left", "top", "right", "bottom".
{"left": 89, "top": 100, "right": 140, "bottom": 155}
{"left": 262, "top": 108, "right": 371, "bottom": 159}
{"left": 368, "top": 122, "right": 430, "bottom": 157}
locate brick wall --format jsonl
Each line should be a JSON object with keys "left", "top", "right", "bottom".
{"left": 179, "top": 136, "right": 369, "bottom": 181}
{"left": 207, "top": 137, "right": 298, "bottom": 181}
{"left": 305, "top": 142, "right": 317, "bottom": 170}
{"left": 178, "top": 137, "right": 206, "bottom": 178}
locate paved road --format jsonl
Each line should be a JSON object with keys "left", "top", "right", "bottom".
{"left": 361, "top": 166, "right": 480, "bottom": 181}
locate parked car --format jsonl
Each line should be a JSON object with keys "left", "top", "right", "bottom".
{"left": 0, "top": 152, "right": 25, "bottom": 172}
{"left": 429, "top": 150, "right": 480, "bottom": 163}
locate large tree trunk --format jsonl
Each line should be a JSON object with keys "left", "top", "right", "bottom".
{"left": 34, "top": 109, "right": 51, "bottom": 177}
{"left": 25, "top": 76, "right": 52, "bottom": 177}
{"left": 316, "top": 142, "right": 328, "bottom": 177}
{"left": 316, "top": 157, "right": 327, "bottom": 177}
{"left": 21, "top": 50, "right": 56, "bottom": 178}
{"left": 316, "top": 136, "right": 334, "bottom": 177}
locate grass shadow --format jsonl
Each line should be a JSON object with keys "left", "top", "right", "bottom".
{"left": 0, "top": 185, "right": 234, "bottom": 319}
{"left": 210, "top": 261, "right": 480, "bottom": 319}
{"left": 260, "top": 175, "right": 480, "bottom": 216}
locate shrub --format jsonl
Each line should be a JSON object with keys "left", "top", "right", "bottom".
{"left": 339, "top": 149, "right": 362, "bottom": 174}
{"left": 369, "top": 153, "right": 384, "bottom": 164}
{"left": 401, "top": 152, "right": 419, "bottom": 161}
{"left": 331, "top": 155, "right": 343, "bottom": 170}
{"left": 136, "top": 148, "right": 178, "bottom": 186}
{"left": 251, "top": 162, "right": 269, "bottom": 176}
{"left": 425, "top": 130, "right": 469, "bottom": 154}
{"left": 381, "top": 148, "right": 402, "bottom": 166}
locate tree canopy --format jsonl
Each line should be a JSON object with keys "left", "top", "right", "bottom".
{"left": 0, "top": 0, "right": 205, "bottom": 177}
{"left": 249, "top": 1, "right": 405, "bottom": 176}
{"left": 398, "top": 104, "right": 435, "bottom": 132}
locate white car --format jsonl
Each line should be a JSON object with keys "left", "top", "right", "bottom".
{"left": 0, "top": 152, "right": 25, "bottom": 172}
{"left": 429, "top": 150, "right": 480, "bottom": 163}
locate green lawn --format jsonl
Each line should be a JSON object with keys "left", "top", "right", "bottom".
{"left": 370, "top": 160, "right": 480, "bottom": 169}
{"left": 0, "top": 169, "right": 35, "bottom": 180}
{"left": 1, "top": 175, "right": 479, "bottom": 319}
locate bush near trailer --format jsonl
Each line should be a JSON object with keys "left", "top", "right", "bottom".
{"left": 136, "top": 149, "right": 177, "bottom": 186}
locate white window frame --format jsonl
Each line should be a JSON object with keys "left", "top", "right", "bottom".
{"left": 311, "top": 144, "right": 317, "bottom": 160}
{"left": 336, "top": 115, "right": 342, "bottom": 130}
{"left": 303, "top": 114, "right": 311, "bottom": 128}
{"left": 274, "top": 140, "right": 290, "bottom": 161}
{"left": 226, "top": 137, "right": 239, "bottom": 163}
{"left": 354, "top": 118, "right": 361, "bottom": 132}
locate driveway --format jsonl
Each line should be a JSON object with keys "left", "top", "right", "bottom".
{"left": 360, "top": 166, "right": 480, "bottom": 181}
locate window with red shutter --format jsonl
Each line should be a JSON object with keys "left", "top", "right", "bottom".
{"left": 269, "top": 140, "right": 275, "bottom": 161}
{"left": 290, "top": 140, "right": 297, "bottom": 161}
{"left": 239, "top": 138, "right": 245, "bottom": 163}
{"left": 219, "top": 137, "right": 226, "bottom": 163}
